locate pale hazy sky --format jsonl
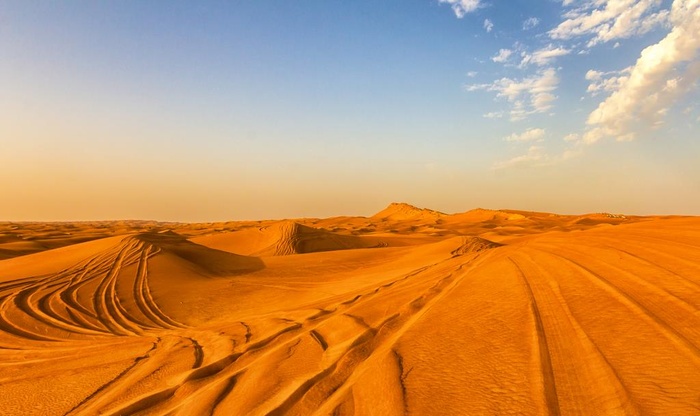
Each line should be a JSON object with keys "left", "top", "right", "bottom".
{"left": 1, "top": 1, "right": 699, "bottom": 221}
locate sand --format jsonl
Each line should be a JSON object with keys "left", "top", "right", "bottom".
{"left": 0, "top": 204, "right": 699, "bottom": 415}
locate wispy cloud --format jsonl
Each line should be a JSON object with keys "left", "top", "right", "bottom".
{"left": 483, "top": 111, "right": 504, "bottom": 119}
{"left": 583, "top": 0, "right": 700, "bottom": 143}
{"left": 585, "top": 67, "right": 632, "bottom": 96}
{"left": 438, "top": 0, "right": 482, "bottom": 18}
{"left": 523, "top": 17, "right": 540, "bottom": 30}
{"left": 493, "top": 144, "right": 583, "bottom": 169}
{"left": 550, "top": 0, "right": 670, "bottom": 47}
{"left": 484, "top": 18, "right": 494, "bottom": 32}
{"left": 520, "top": 44, "right": 571, "bottom": 67}
{"left": 466, "top": 68, "right": 559, "bottom": 121}
{"left": 504, "top": 128, "right": 546, "bottom": 142}
{"left": 491, "top": 48, "right": 513, "bottom": 63}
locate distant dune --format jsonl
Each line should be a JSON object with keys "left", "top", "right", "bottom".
{"left": 0, "top": 205, "right": 699, "bottom": 415}
{"left": 192, "top": 220, "right": 374, "bottom": 256}
{"left": 371, "top": 202, "right": 445, "bottom": 221}
{"left": 451, "top": 207, "right": 528, "bottom": 222}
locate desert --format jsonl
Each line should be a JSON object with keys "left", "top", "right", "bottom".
{"left": 3, "top": 1, "right": 700, "bottom": 414}
{"left": 1, "top": 204, "right": 699, "bottom": 415}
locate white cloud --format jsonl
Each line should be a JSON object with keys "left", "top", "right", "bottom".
{"left": 484, "top": 18, "right": 494, "bottom": 32}
{"left": 520, "top": 45, "right": 571, "bottom": 67}
{"left": 466, "top": 71, "right": 478, "bottom": 77}
{"left": 466, "top": 68, "right": 560, "bottom": 121}
{"left": 585, "top": 67, "right": 632, "bottom": 95}
{"left": 483, "top": 111, "right": 504, "bottom": 119}
{"left": 439, "top": 0, "right": 481, "bottom": 18}
{"left": 523, "top": 17, "right": 541, "bottom": 30}
{"left": 584, "top": 0, "right": 700, "bottom": 143}
{"left": 550, "top": 0, "right": 671, "bottom": 47}
{"left": 492, "top": 48, "right": 513, "bottom": 63}
{"left": 504, "top": 128, "right": 546, "bottom": 142}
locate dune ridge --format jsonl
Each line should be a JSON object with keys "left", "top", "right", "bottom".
{"left": 192, "top": 220, "right": 373, "bottom": 257}
{"left": 450, "top": 236, "right": 502, "bottom": 256}
{"left": 371, "top": 202, "right": 445, "bottom": 221}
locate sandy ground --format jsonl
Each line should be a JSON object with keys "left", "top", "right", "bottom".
{"left": 0, "top": 203, "right": 698, "bottom": 415}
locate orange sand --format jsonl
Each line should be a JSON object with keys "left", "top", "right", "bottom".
{"left": 0, "top": 203, "right": 699, "bottom": 415}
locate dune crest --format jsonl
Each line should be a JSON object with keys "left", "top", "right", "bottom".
{"left": 193, "top": 220, "right": 373, "bottom": 257}
{"left": 253, "top": 220, "right": 365, "bottom": 256}
{"left": 450, "top": 236, "right": 503, "bottom": 256}
{"left": 453, "top": 208, "right": 527, "bottom": 222}
{"left": 371, "top": 202, "right": 445, "bottom": 221}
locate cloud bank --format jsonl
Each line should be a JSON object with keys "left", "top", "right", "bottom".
{"left": 550, "top": 0, "right": 670, "bottom": 47}
{"left": 584, "top": 0, "right": 700, "bottom": 143}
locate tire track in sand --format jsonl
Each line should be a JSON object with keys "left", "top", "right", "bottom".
{"left": 92, "top": 242, "right": 142, "bottom": 336}
{"left": 510, "top": 251, "right": 641, "bottom": 415}
{"left": 508, "top": 257, "right": 561, "bottom": 416}
{"left": 132, "top": 244, "right": 187, "bottom": 329}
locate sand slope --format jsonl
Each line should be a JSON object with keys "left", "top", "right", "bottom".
{"left": 0, "top": 209, "right": 698, "bottom": 415}
{"left": 192, "top": 221, "right": 375, "bottom": 256}
{"left": 371, "top": 202, "right": 445, "bottom": 222}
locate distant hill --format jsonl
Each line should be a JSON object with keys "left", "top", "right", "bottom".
{"left": 371, "top": 202, "right": 445, "bottom": 221}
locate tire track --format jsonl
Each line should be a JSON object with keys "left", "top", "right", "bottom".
{"left": 97, "top": 255, "right": 478, "bottom": 415}
{"left": 554, "top": 252, "right": 700, "bottom": 361}
{"left": 309, "top": 330, "right": 328, "bottom": 351}
{"left": 309, "top": 251, "right": 502, "bottom": 415}
{"left": 103, "top": 321, "right": 307, "bottom": 415}
{"left": 0, "top": 233, "right": 503, "bottom": 414}
{"left": 210, "top": 374, "right": 241, "bottom": 415}
{"left": 0, "top": 294, "right": 58, "bottom": 342}
{"left": 66, "top": 335, "right": 204, "bottom": 416}
{"left": 188, "top": 337, "right": 204, "bottom": 369}
{"left": 66, "top": 338, "right": 161, "bottom": 416}
{"left": 591, "top": 236, "right": 700, "bottom": 287}
{"left": 611, "top": 246, "right": 700, "bottom": 290}
{"left": 508, "top": 258, "right": 561, "bottom": 416}
{"left": 93, "top": 243, "right": 142, "bottom": 336}
{"left": 132, "top": 244, "right": 187, "bottom": 329}
{"left": 539, "top": 242, "right": 700, "bottom": 336}
{"left": 510, "top": 250, "right": 641, "bottom": 415}
{"left": 14, "top": 285, "right": 106, "bottom": 336}
{"left": 0, "top": 235, "right": 192, "bottom": 343}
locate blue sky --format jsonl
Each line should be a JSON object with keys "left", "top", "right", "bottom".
{"left": 1, "top": 0, "right": 698, "bottom": 220}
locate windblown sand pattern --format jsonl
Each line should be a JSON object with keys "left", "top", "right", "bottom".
{"left": 0, "top": 204, "right": 699, "bottom": 415}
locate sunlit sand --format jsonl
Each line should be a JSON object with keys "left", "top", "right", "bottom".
{"left": 1, "top": 203, "right": 699, "bottom": 415}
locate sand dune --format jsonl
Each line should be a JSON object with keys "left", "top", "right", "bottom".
{"left": 450, "top": 207, "right": 528, "bottom": 222}
{"left": 192, "top": 221, "right": 375, "bottom": 256}
{"left": 0, "top": 207, "right": 699, "bottom": 415}
{"left": 371, "top": 202, "right": 445, "bottom": 222}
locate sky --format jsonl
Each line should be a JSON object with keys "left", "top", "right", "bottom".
{"left": 1, "top": 0, "right": 699, "bottom": 221}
